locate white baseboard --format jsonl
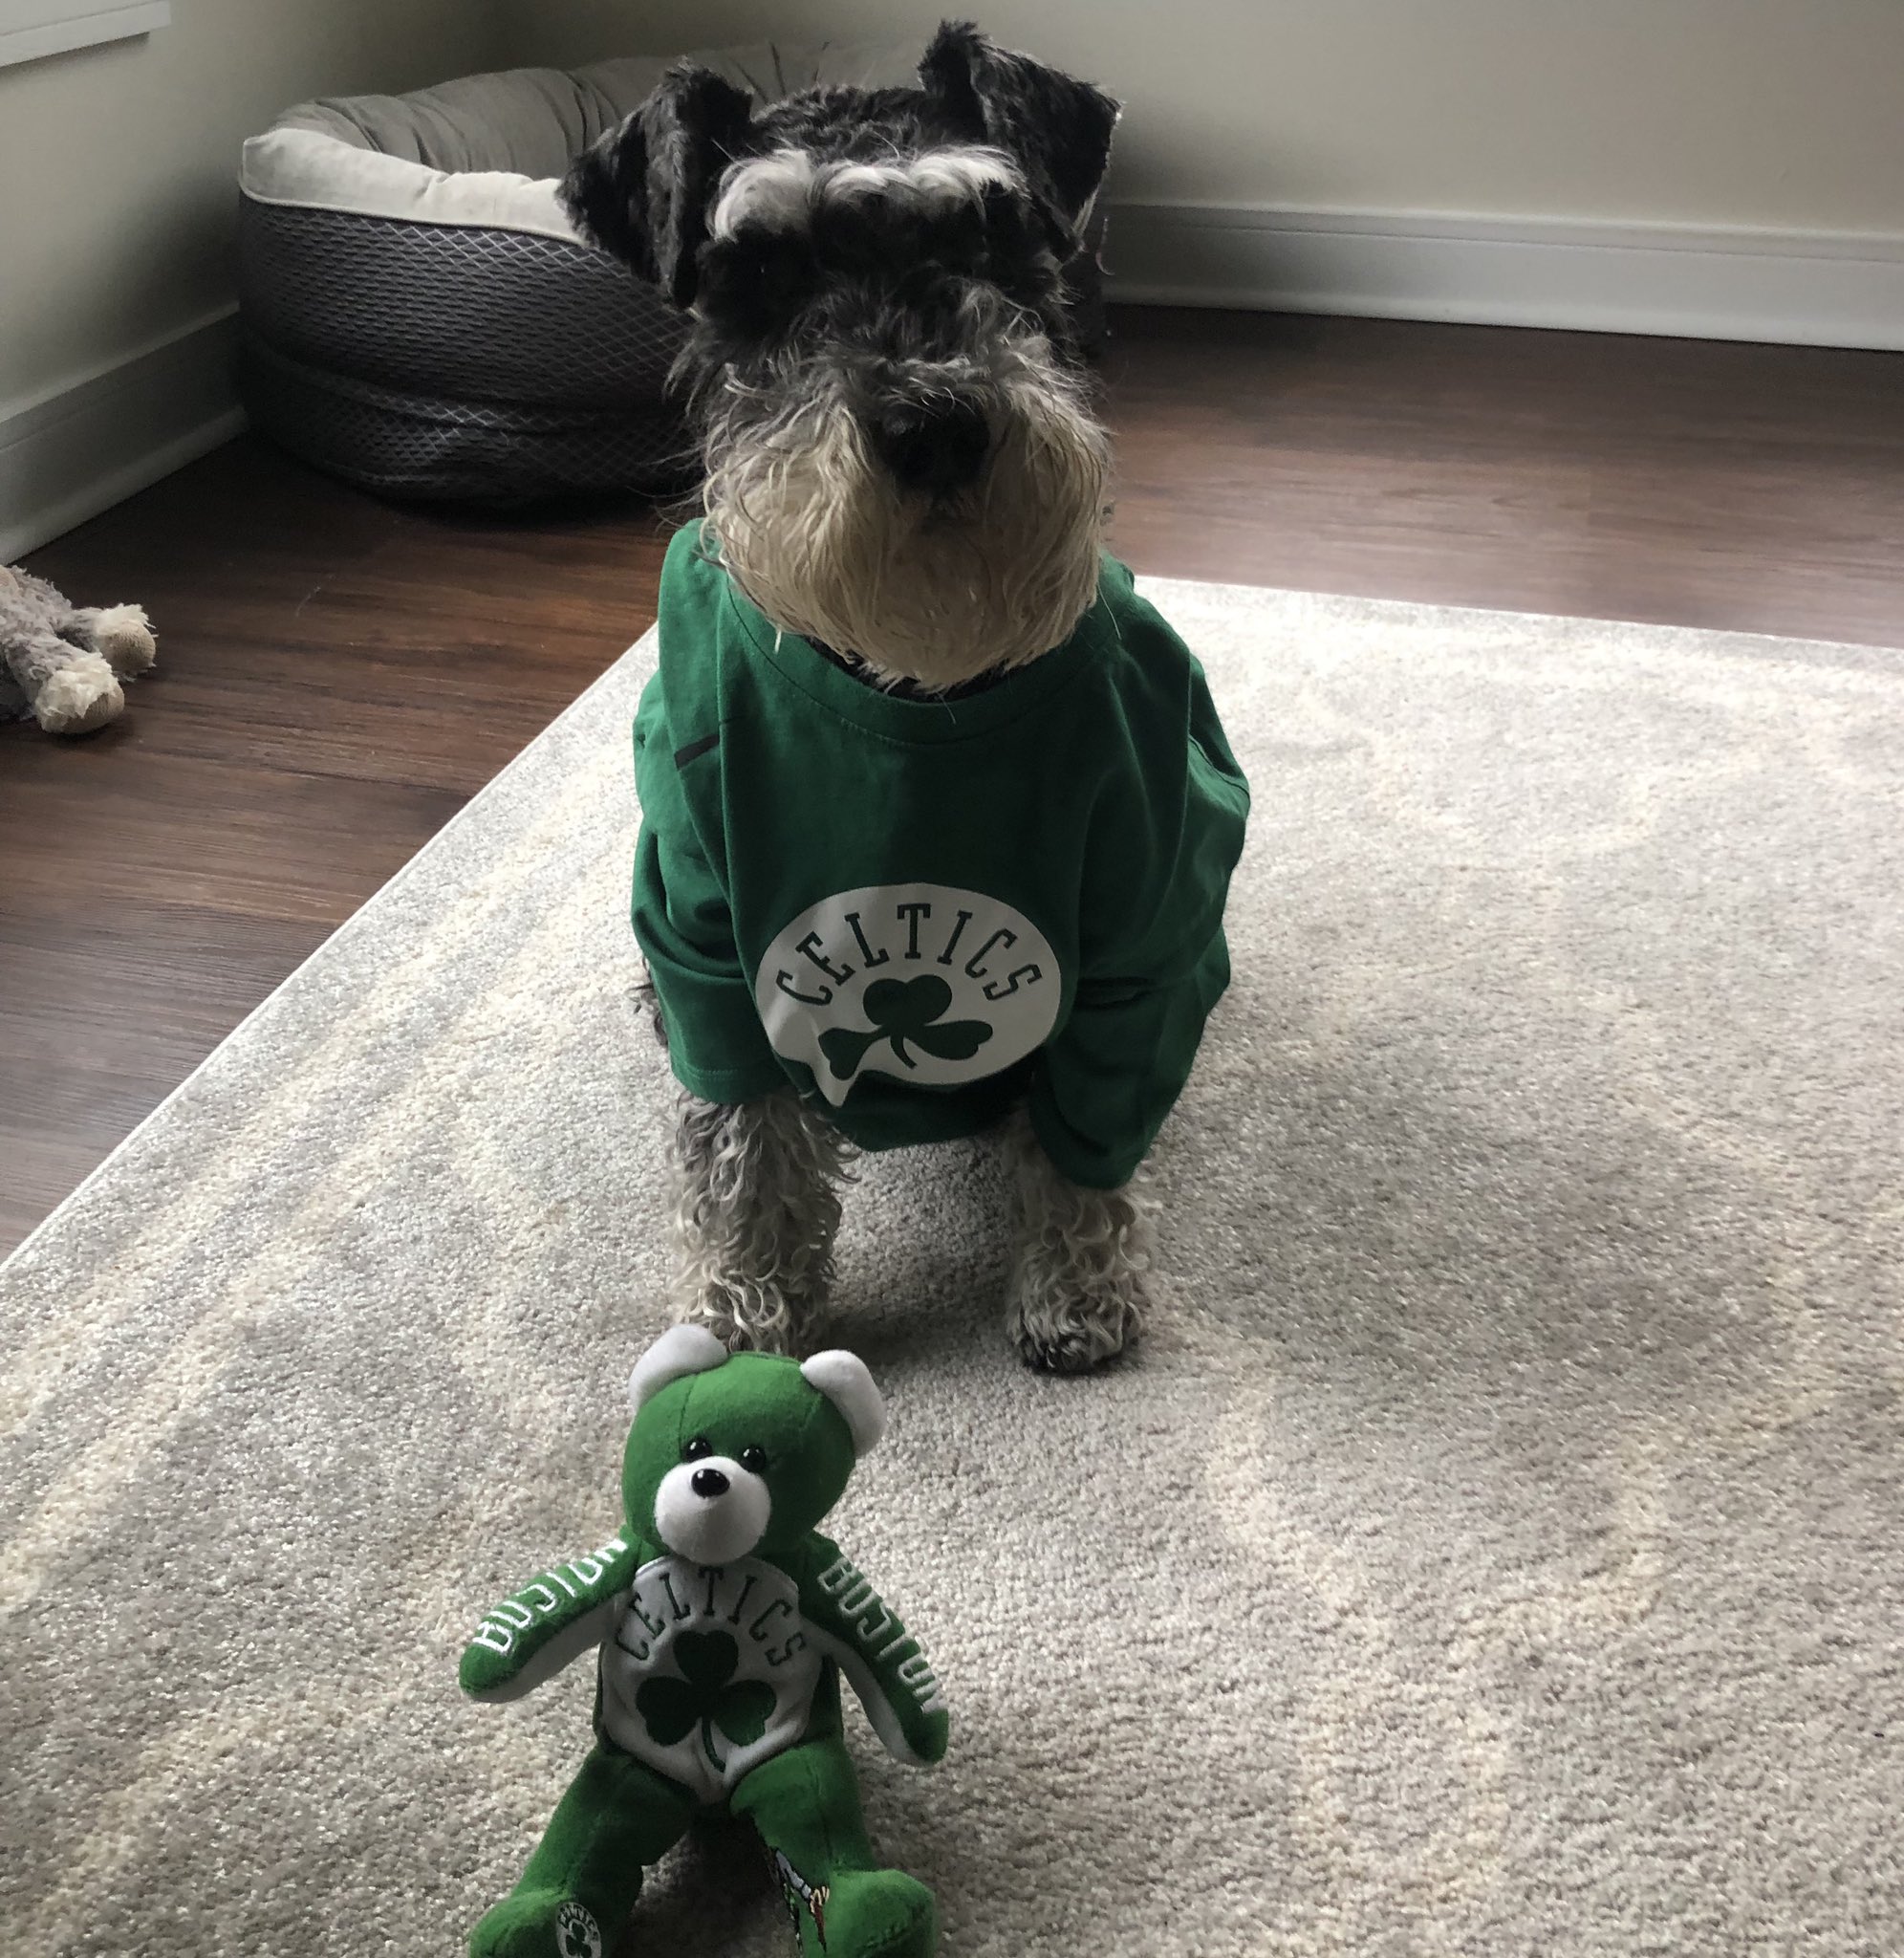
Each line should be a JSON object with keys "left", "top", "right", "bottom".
{"left": 0, "top": 308, "right": 246, "bottom": 564}
{"left": 1103, "top": 204, "right": 1904, "bottom": 351}
{"left": 0, "top": 2, "right": 171, "bottom": 71}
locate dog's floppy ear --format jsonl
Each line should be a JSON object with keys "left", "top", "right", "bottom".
{"left": 919, "top": 21, "right": 1119, "bottom": 236}
{"left": 560, "top": 63, "right": 755, "bottom": 307}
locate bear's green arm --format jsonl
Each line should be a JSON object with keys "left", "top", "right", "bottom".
{"left": 458, "top": 1533, "right": 639, "bottom": 1702}
{"left": 796, "top": 1536, "right": 950, "bottom": 1767}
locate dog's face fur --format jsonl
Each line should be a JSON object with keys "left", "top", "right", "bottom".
{"left": 562, "top": 23, "right": 1120, "bottom": 690}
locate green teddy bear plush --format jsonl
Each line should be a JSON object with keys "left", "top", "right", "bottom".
{"left": 460, "top": 1327, "right": 949, "bottom": 1958}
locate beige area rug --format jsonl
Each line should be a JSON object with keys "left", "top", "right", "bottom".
{"left": 4, "top": 578, "right": 1903, "bottom": 1958}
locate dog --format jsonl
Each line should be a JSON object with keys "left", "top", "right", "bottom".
{"left": 562, "top": 22, "right": 1248, "bottom": 1371}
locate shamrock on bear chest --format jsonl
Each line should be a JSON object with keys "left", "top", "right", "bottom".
{"left": 598, "top": 1553, "right": 823, "bottom": 1802}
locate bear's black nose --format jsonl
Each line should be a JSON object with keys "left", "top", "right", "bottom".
{"left": 690, "top": 1467, "right": 730, "bottom": 1500}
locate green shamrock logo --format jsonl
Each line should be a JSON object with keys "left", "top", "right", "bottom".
{"left": 636, "top": 1631, "right": 778, "bottom": 1772}
{"left": 554, "top": 1903, "right": 602, "bottom": 1958}
{"left": 817, "top": 975, "right": 992, "bottom": 1080}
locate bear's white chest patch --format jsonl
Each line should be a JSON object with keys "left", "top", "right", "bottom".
{"left": 754, "top": 882, "right": 1062, "bottom": 1107}
{"left": 597, "top": 1555, "right": 821, "bottom": 1802}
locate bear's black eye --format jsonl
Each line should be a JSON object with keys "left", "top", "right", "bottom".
{"left": 682, "top": 1436, "right": 713, "bottom": 1462}
{"left": 739, "top": 1445, "right": 768, "bottom": 1474}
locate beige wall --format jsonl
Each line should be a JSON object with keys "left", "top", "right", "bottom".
{"left": 9, "top": 0, "right": 1895, "bottom": 440}
{"left": 504, "top": 0, "right": 1904, "bottom": 235}
{"left": 0, "top": 0, "right": 502, "bottom": 413}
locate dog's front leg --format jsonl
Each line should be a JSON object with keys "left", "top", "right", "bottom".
{"left": 670, "top": 1088, "right": 850, "bottom": 1354}
{"left": 1005, "top": 1111, "right": 1154, "bottom": 1373}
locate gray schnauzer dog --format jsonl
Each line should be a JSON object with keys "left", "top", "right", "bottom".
{"left": 562, "top": 23, "right": 1246, "bottom": 1371}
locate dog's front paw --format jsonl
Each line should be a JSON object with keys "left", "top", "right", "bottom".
{"left": 1006, "top": 1125, "right": 1154, "bottom": 1373}
{"left": 1006, "top": 1257, "right": 1146, "bottom": 1373}
{"left": 677, "top": 1276, "right": 811, "bottom": 1357}
{"left": 670, "top": 1087, "right": 846, "bottom": 1358}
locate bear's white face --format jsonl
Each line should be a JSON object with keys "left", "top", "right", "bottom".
{"left": 652, "top": 1440, "right": 772, "bottom": 1564}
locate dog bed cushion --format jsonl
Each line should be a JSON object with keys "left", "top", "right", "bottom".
{"left": 236, "top": 45, "right": 920, "bottom": 503}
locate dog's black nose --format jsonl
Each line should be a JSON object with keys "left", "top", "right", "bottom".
{"left": 873, "top": 398, "right": 990, "bottom": 497}
{"left": 690, "top": 1467, "right": 730, "bottom": 1499}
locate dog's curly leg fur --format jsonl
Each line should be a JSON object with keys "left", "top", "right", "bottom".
{"left": 670, "top": 1088, "right": 851, "bottom": 1354}
{"left": 1005, "top": 1110, "right": 1154, "bottom": 1372}
{"left": 638, "top": 971, "right": 850, "bottom": 1354}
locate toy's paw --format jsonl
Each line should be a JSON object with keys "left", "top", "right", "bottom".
{"left": 35, "top": 654, "right": 123, "bottom": 735}
{"left": 471, "top": 1890, "right": 608, "bottom": 1958}
{"left": 92, "top": 604, "right": 156, "bottom": 676}
{"left": 809, "top": 1870, "right": 937, "bottom": 1958}
{"left": 458, "top": 1632, "right": 525, "bottom": 1701}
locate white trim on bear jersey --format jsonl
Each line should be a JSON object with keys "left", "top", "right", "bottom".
{"left": 597, "top": 1554, "right": 823, "bottom": 1803}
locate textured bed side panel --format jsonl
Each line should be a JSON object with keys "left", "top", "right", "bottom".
{"left": 237, "top": 197, "right": 686, "bottom": 408}
{"left": 236, "top": 333, "right": 693, "bottom": 503}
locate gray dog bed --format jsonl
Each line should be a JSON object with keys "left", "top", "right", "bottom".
{"left": 235, "top": 46, "right": 911, "bottom": 503}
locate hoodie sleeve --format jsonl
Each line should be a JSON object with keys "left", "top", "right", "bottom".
{"left": 632, "top": 665, "right": 787, "bottom": 1106}
{"left": 1028, "top": 608, "right": 1249, "bottom": 1190}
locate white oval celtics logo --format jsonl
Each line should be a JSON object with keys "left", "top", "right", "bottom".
{"left": 554, "top": 1902, "right": 601, "bottom": 1958}
{"left": 755, "top": 883, "right": 1061, "bottom": 1107}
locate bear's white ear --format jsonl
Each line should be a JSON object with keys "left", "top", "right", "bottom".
{"left": 800, "top": 1350, "right": 887, "bottom": 1457}
{"left": 629, "top": 1325, "right": 729, "bottom": 1412}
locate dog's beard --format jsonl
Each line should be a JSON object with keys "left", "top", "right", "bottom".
{"left": 700, "top": 350, "right": 1110, "bottom": 690}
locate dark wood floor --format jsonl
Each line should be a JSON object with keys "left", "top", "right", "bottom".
{"left": 5, "top": 305, "right": 1902, "bottom": 1251}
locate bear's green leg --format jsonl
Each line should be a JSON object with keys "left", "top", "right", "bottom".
{"left": 472, "top": 1743, "right": 697, "bottom": 1958}
{"left": 732, "top": 1706, "right": 936, "bottom": 1958}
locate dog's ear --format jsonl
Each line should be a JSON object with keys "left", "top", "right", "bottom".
{"left": 560, "top": 63, "right": 755, "bottom": 307}
{"left": 919, "top": 21, "right": 1119, "bottom": 237}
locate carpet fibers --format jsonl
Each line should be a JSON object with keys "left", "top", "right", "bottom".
{"left": 4, "top": 579, "right": 1902, "bottom": 1957}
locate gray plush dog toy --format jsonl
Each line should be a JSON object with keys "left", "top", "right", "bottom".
{"left": 1, "top": 563, "right": 157, "bottom": 734}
